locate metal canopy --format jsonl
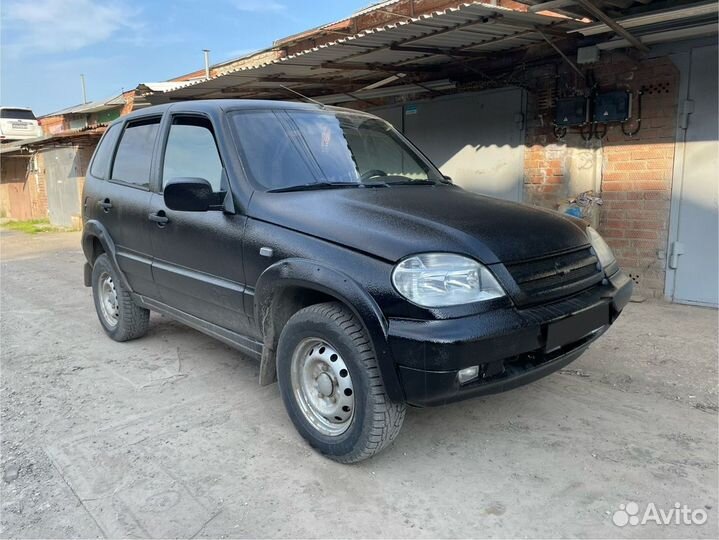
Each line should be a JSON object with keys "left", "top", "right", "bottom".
{"left": 141, "top": 2, "right": 576, "bottom": 104}
{"left": 569, "top": 0, "right": 718, "bottom": 36}
{"left": 39, "top": 98, "right": 121, "bottom": 118}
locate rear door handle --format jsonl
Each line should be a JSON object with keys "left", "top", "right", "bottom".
{"left": 148, "top": 211, "right": 169, "bottom": 225}
{"left": 97, "top": 199, "right": 113, "bottom": 211}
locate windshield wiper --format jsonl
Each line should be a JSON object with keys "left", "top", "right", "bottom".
{"left": 383, "top": 178, "right": 439, "bottom": 186}
{"left": 267, "top": 182, "right": 362, "bottom": 193}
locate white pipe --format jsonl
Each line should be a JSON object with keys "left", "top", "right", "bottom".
{"left": 203, "top": 49, "right": 211, "bottom": 80}
{"left": 596, "top": 23, "right": 718, "bottom": 50}
{"left": 80, "top": 74, "right": 88, "bottom": 104}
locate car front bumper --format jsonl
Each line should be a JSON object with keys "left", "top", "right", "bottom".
{"left": 388, "top": 270, "right": 633, "bottom": 407}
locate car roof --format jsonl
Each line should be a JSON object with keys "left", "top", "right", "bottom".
{"left": 117, "top": 99, "right": 368, "bottom": 124}
{"left": 0, "top": 107, "right": 34, "bottom": 111}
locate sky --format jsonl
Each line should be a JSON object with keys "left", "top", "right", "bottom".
{"left": 1, "top": 0, "right": 371, "bottom": 116}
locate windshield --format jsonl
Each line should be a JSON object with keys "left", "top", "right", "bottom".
{"left": 230, "top": 109, "right": 443, "bottom": 191}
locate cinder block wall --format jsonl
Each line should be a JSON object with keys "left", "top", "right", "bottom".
{"left": 523, "top": 53, "right": 679, "bottom": 299}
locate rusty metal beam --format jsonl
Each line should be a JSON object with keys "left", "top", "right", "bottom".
{"left": 258, "top": 75, "right": 372, "bottom": 85}
{"left": 536, "top": 29, "right": 585, "bottom": 78}
{"left": 387, "top": 20, "right": 571, "bottom": 66}
{"left": 496, "top": 20, "right": 568, "bottom": 37}
{"left": 322, "top": 61, "right": 440, "bottom": 73}
{"left": 332, "top": 14, "right": 498, "bottom": 63}
{"left": 389, "top": 44, "right": 488, "bottom": 58}
{"left": 575, "top": 0, "right": 650, "bottom": 53}
{"left": 528, "top": 0, "right": 576, "bottom": 13}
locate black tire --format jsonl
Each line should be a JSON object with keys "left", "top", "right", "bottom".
{"left": 277, "top": 302, "right": 406, "bottom": 463}
{"left": 91, "top": 253, "right": 149, "bottom": 342}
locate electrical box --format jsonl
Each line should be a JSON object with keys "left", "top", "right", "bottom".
{"left": 555, "top": 96, "right": 589, "bottom": 126}
{"left": 594, "top": 91, "right": 632, "bottom": 123}
{"left": 577, "top": 45, "right": 600, "bottom": 65}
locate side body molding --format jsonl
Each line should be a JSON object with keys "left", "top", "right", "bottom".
{"left": 253, "top": 258, "right": 404, "bottom": 401}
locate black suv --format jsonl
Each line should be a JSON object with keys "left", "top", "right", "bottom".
{"left": 82, "top": 100, "right": 632, "bottom": 462}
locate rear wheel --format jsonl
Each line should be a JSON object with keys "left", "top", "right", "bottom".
{"left": 91, "top": 254, "right": 149, "bottom": 342}
{"left": 277, "top": 302, "right": 405, "bottom": 463}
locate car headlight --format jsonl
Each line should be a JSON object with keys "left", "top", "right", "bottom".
{"left": 586, "top": 226, "right": 616, "bottom": 270}
{"left": 391, "top": 253, "right": 505, "bottom": 307}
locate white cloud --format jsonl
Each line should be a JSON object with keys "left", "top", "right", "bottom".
{"left": 233, "top": 0, "right": 286, "bottom": 13}
{"left": 2, "top": 0, "right": 140, "bottom": 56}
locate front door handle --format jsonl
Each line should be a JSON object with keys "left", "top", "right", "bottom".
{"left": 97, "top": 198, "right": 113, "bottom": 211}
{"left": 148, "top": 211, "right": 169, "bottom": 226}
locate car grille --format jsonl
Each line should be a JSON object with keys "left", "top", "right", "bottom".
{"left": 504, "top": 247, "right": 603, "bottom": 307}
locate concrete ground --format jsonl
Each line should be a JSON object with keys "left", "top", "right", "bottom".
{"left": 1, "top": 230, "right": 717, "bottom": 539}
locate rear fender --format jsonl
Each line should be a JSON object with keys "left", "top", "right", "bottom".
{"left": 82, "top": 220, "right": 133, "bottom": 293}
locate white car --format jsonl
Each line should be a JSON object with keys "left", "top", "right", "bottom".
{"left": 0, "top": 107, "right": 44, "bottom": 142}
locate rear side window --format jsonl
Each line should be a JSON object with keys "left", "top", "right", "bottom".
{"left": 111, "top": 117, "right": 160, "bottom": 188}
{"left": 89, "top": 124, "right": 120, "bottom": 179}
{"left": 162, "top": 116, "right": 223, "bottom": 192}
{"left": 0, "top": 109, "right": 36, "bottom": 120}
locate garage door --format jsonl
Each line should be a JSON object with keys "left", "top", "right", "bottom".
{"left": 373, "top": 87, "right": 526, "bottom": 201}
{"left": 668, "top": 44, "right": 719, "bottom": 307}
{"left": 44, "top": 146, "right": 82, "bottom": 227}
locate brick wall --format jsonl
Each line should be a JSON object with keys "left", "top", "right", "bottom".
{"left": 39, "top": 116, "right": 66, "bottom": 135}
{"left": 120, "top": 90, "right": 136, "bottom": 115}
{"left": 522, "top": 53, "right": 679, "bottom": 298}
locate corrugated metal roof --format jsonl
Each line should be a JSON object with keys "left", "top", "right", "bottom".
{"left": 40, "top": 94, "right": 124, "bottom": 118}
{"left": 142, "top": 2, "right": 577, "bottom": 103}
{"left": 136, "top": 81, "right": 203, "bottom": 93}
{"left": 0, "top": 127, "right": 106, "bottom": 154}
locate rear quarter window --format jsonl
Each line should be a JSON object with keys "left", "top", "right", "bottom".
{"left": 89, "top": 124, "right": 120, "bottom": 179}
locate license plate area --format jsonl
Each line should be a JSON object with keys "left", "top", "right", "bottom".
{"left": 545, "top": 303, "right": 610, "bottom": 351}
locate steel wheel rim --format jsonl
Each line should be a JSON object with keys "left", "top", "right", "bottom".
{"left": 290, "top": 338, "right": 355, "bottom": 437}
{"left": 97, "top": 271, "right": 119, "bottom": 327}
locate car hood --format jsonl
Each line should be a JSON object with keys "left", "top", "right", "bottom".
{"left": 248, "top": 185, "right": 590, "bottom": 264}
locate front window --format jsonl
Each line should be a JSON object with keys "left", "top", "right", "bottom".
{"left": 162, "top": 116, "right": 224, "bottom": 192}
{"left": 230, "top": 109, "right": 442, "bottom": 191}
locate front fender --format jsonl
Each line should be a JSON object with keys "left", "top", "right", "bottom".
{"left": 82, "top": 220, "right": 133, "bottom": 293}
{"left": 254, "top": 258, "right": 404, "bottom": 402}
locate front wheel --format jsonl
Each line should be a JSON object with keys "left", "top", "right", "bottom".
{"left": 277, "top": 302, "right": 406, "bottom": 463}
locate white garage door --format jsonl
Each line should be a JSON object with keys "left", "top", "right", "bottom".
{"left": 372, "top": 87, "right": 526, "bottom": 201}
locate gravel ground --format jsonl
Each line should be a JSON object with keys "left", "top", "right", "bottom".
{"left": 1, "top": 230, "right": 717, "bottom": 539}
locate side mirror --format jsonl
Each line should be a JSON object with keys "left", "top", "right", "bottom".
{"left": 164, "top": 177, "right": 220, "bottom": 212}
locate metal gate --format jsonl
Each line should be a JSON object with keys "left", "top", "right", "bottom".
{"left": 43, "top": 146, "right": 83, "bottom": 227}
{"left": 667, "top": 44, "right": 719, "bottom": 307}
{"left": 373, "top": 87, "right": 526, "bottom": 201}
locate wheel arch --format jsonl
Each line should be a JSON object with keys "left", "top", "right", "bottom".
{"left": 254, "top": 258, "right": 404, "bottom": 402}
{"left": 82, "top": 220, "right": 133, "bottom": 293}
